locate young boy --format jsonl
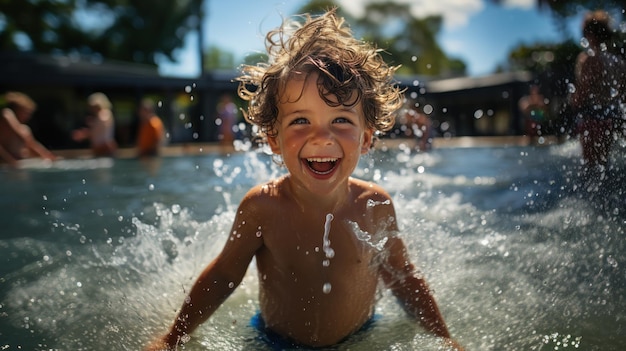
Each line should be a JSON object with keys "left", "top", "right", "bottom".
{"left": 145, "top": 9, "right": 462, "bottom": 350}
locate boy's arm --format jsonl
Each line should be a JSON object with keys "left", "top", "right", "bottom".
{"left": 365, "top": 191, "right": 449, "bottom": 337}
{"left": 146, "top": 194, "right": 265, "bottom": 350}
{"left": 379, "top": 236, "right": 465, "bottom": 350}
{"left": 379, "top": 235, "right": 450, "bottom": 338}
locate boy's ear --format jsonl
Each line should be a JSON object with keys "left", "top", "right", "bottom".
{"left": 360, "top": 128, "right": 374, "bottom": 154}
{"left": 267, "top": 133, "right": 282, "bottom": 155}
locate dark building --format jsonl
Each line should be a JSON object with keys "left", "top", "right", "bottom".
{"left": 396, "top": 71, "right": 534, "bottom": 139}
{"left": 0, "top": 52, "right": 239, "bottom": 149}
{"left": 1, "top": 52, "right": 535, "bottom": 150}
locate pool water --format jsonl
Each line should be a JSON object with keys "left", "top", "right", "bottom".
{"left": 1, "top": 140, "right": 625, "bottom": 350}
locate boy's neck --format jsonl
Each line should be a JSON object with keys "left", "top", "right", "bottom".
{"left": 284, "top": 175, "right": 352, "bottom": 214}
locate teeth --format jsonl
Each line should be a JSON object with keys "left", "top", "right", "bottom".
{"left": 306, "top": 157, "right": 338, "bottom": 163}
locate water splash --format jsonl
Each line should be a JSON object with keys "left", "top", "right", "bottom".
{"left": 322, "top": 213, "right": 334, "bottom": 294}
{"left": 322, "top": 213, "right": 335, "bottom": 260}
{"left": 349, "top": 220, "right": 388, "bottom": 252}
{"left": 2, "top": 144, "right": 625, "bottom": 350}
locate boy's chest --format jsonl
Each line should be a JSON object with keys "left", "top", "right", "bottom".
{"left": 260, "top": 215, "right": 380, "bottom": 273}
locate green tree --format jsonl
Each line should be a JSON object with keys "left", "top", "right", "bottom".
{"left": 534, "top": 0, "right": 626, "bottom": 19}
{"left": 0, "top": 0, "right": 203, "bottom": 66}
{"left": 503, "top": 0, "right": 626, "bottom": 91}
{"left": 242, "top": 52, "right": 268, "bottom": 67}
{"left": 296, "top": 0, "right": 355, "bottom": 22}
{"left": 204, "top": 46, "right": 235, "bottom": 70}
{"left": 357, "top": 2, "right": 465, "bottom": 76}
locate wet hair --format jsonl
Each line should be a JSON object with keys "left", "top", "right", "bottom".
{"left": 5, "top": 91, "right": 36, "bottom": 112}
{"left": 582, "top": 10, "right": 612, "bottom": 44}
{"left": 236, "top": 8, "right": 404, "bottom": 138}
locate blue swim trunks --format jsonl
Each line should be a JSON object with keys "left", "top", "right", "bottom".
{"left": 248, "top": 312, "right": 380, "bottom": 350}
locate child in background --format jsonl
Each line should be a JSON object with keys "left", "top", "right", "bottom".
{"left": 136, "top": 98, "right": 165, "bottom": 157}
{"left": 72, "top": 92, "right": 117, "bottom": 157}
{"left": 0, "top": 91, "right": 57, "bottom": 166}
{"left": 145, "top": 9, "right": 462, "bottom": 350}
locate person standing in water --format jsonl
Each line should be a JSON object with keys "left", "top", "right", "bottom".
{"left": 136, "top": 98, "right": 165, "bottom": 157}
{"left": 0, "top": 91, "right": 57, "bottom": 166}
{"left": 145, "top": 9, "right": 463, "bottom": 351}
{"left": 519, "top": 84, "right": 549, "bottom": 144}
{"left": 216, "top": 93, "right": 238, "bottom": 147}
{"left": 571, "top": 10, "right": 626, "bottom": 171}
{"left": 72, "top": 92, "right": 117, "bottom": 157}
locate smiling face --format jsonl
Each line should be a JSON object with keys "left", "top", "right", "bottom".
{"left": 268, "top": 72, "right": 373, "bottom": 198}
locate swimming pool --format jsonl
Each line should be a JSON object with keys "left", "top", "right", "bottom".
{"left": 1, "top": 140, "right": 625, "bottom": 350}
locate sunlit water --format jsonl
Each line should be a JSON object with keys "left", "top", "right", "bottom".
{"left": 1, "top": 139, "right": 625, "bottom": 350}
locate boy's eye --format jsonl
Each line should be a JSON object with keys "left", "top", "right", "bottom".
{"left": 290, "top": 117, "right": 309, "bottom": 125}
{"left": 333, "top": 117, "right": 352, "bottom": 124}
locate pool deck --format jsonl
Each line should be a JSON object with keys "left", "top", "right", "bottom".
{"left": 51, "top": 135, "right": 563, "bottom": 159}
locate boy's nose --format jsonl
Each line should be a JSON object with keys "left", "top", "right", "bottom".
{"left": 310, "top": 127, "right": 334, "bottom": 145}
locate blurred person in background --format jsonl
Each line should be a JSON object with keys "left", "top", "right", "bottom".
{"left": 571, "top": 10, "right": 626, "bottom": 172}
{"left": 0, "top": 91, "right": 57, "bottom": 166}
{"left": 72, "top": 92, "right": 117, "bottom": 157}
{"left": 136, "top": 98, "right": 165, "bottom": 157}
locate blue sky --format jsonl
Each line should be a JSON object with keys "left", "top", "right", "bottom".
{"left": 158, "top": 0, "right": 584, "bottom": 78}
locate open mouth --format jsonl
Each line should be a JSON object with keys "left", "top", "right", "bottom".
{"left": 305, "top": 157, "right": 339, "bottom": 175}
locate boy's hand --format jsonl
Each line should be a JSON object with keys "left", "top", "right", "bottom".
{"left": 443, "top": 337, "right": 465, "bottom": 351}
{"left": 143, "top": 336, "right": 172, "bottom": 351}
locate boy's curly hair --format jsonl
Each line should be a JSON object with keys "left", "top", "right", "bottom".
{"left": 236, "top": 8, "right": 404, "bottom": 138}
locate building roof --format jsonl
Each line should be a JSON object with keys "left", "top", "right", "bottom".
{"left": 0, "top": 52, "right": 236, "bottom": 90}
{"left": 424, "top": 71, "right": 533, "bottom": 93}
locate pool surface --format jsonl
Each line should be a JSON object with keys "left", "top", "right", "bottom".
{"left": 1, "top": 140, "right": 625, "bottom": 350}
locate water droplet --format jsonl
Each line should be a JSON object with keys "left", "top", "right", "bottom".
{"left": 228, "top": 282, "right": 235, "bottom": 289}
{"left": 148, "top": 184, "right": 155, "bottom": 191}
{"left": 323, "top": 283, "right": 332, "bottom": 294}
{"left": 580, "top": 37, "right": 589, "bottom": 48}
{"left": 567, "top": 83, "right": 576, "bottom": 94}
{"left": 423, "top": 104, "right": 433, "bottom": 115}
{"left": 326, "top": 248, "right": 335, "bottom": 258}
{"left": 607, "top": 256, "right": 618, "bottom": 268}
{"left": 323, "top": 259, "right": 330, "bottom": 267}
{"left": 255, "top": 231, "right": 262, "bottom": 237}
{"left": 171, "top": 204, "right": 181, "bottom": 214}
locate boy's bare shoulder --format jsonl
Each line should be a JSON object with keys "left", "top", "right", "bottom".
{"left": 239, "top": 177, "right": 287, "bottom": 209}
{"left": 349, "top": 177, "right": 392, "bottom": 201}
{"left": 349, "top": 178, "right": 397, "bottom": 230}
